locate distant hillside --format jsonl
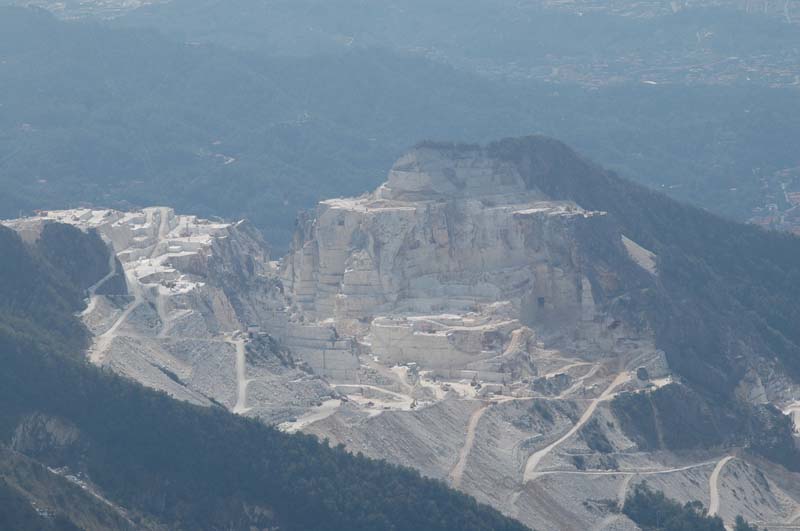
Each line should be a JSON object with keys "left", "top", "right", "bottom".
{"left": 0, "top": 222, "right": 528, "bottom": 530}
{"left": 1, "top": 7, "right": 799, "bottom": 248}
{"left": 116, "top": 0, "right": 797, "bottom": 85}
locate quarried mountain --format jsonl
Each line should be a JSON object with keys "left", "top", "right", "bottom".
{"left": 0, "top": 222, "right": 529, "bottom": 530}
{"left": 9, "top": 135, "right": 798, "bottom": 530}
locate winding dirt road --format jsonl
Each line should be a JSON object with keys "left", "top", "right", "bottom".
{"left": 617, "top": 473, "right": 636, "bottom": 509}
{"left": 709, "top": 455, "right": 734, "bottom": 517}
{"left": 231, "top": 338, "right": 250, "bottom": 414}
{"left": 523, "top": 372, "right": 630, "bottom": 482}
{"left": 88, "top": 208, "right": 168, "bottom": 365}
{"left": 531, "top": 459, "right": 719, "bottom": 480}
{"left": 449, "top": 402, "right": 491, "bottom": 488}
{"left": 81, "top": 239, "right": 118, "bottom": 317}
{"left": 89, "top": 267, "right": 143, "bottom": 364}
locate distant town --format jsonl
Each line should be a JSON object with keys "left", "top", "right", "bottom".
{"left": 750, "top": 166, "right": 800, "bottom": 235}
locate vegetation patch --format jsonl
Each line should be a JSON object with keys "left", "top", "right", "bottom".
{"left": 623, "top": 482, "right": 764, "bottom": 531}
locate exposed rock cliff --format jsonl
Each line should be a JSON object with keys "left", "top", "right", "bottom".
{"left": 281, "top": 143, "right": 668, "bottom": 382}
{"left": 6, "top": 138, "right": 800, "bottom": 531}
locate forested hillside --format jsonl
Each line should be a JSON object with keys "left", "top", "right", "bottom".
{"left": 0, "top": 224, "right": 96, "bottom": 359}
{"left": 623, "top": 483, "right": 765, "bottom": 531}
{"left": 1, "top": 7, "right": 798, "bottom": 247}
{"left": 0, "top": 223, "right": 528, "bottom": 530}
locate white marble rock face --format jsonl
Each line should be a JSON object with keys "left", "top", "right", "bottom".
{"left": 280, "top": 146, "right": 637, "bottom": 379}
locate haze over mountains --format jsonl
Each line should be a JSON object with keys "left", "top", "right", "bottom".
{"left": 116, "top": 0, "right": 800, "bottom": 86}
{"left": 1, "top": 3, "right": 799, "bottom": 247}
{"left": 1, "top": 1, "right": 799, "bottom": 530}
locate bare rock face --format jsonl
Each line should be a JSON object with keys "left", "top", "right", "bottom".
{"left": 12, "top": 414, "right": 82, "bottom": 458}
{"left": 281, "top": 144, "right": 667, "bottom": 382}
{"left": 6, "top": 207, "right": 327, "bottom": 420}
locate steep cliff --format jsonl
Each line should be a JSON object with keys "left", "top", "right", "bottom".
{"left": 281, "top": 143, "right": 667, "bottom": 383}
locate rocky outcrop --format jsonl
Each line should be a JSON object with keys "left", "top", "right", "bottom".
{"left": 11, "top": 414, "right": 82, "bottom": 460}
{"left": 6, "top": 207, "right": 327, "bottom": 418}
{"left": 281, "top": 144, "right": 667, "bottom": 380}
{"left": 282, "top": 149, "right": 601, "bottom": 325}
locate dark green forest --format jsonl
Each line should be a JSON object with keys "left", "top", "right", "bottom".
{"left": 0, "top": 478, "right": 82, "bottom": 531}
{"left": 623, "top": 483, "right": 765, "bottom": 531}
{"left": 1, "top": 7, "right": 798, "bottom": 247}
{"left": 611, "top": 384, "right": 796, "bottom": 468}
{"left": 0, "top": 223, "right": 528, "bottom": 530}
